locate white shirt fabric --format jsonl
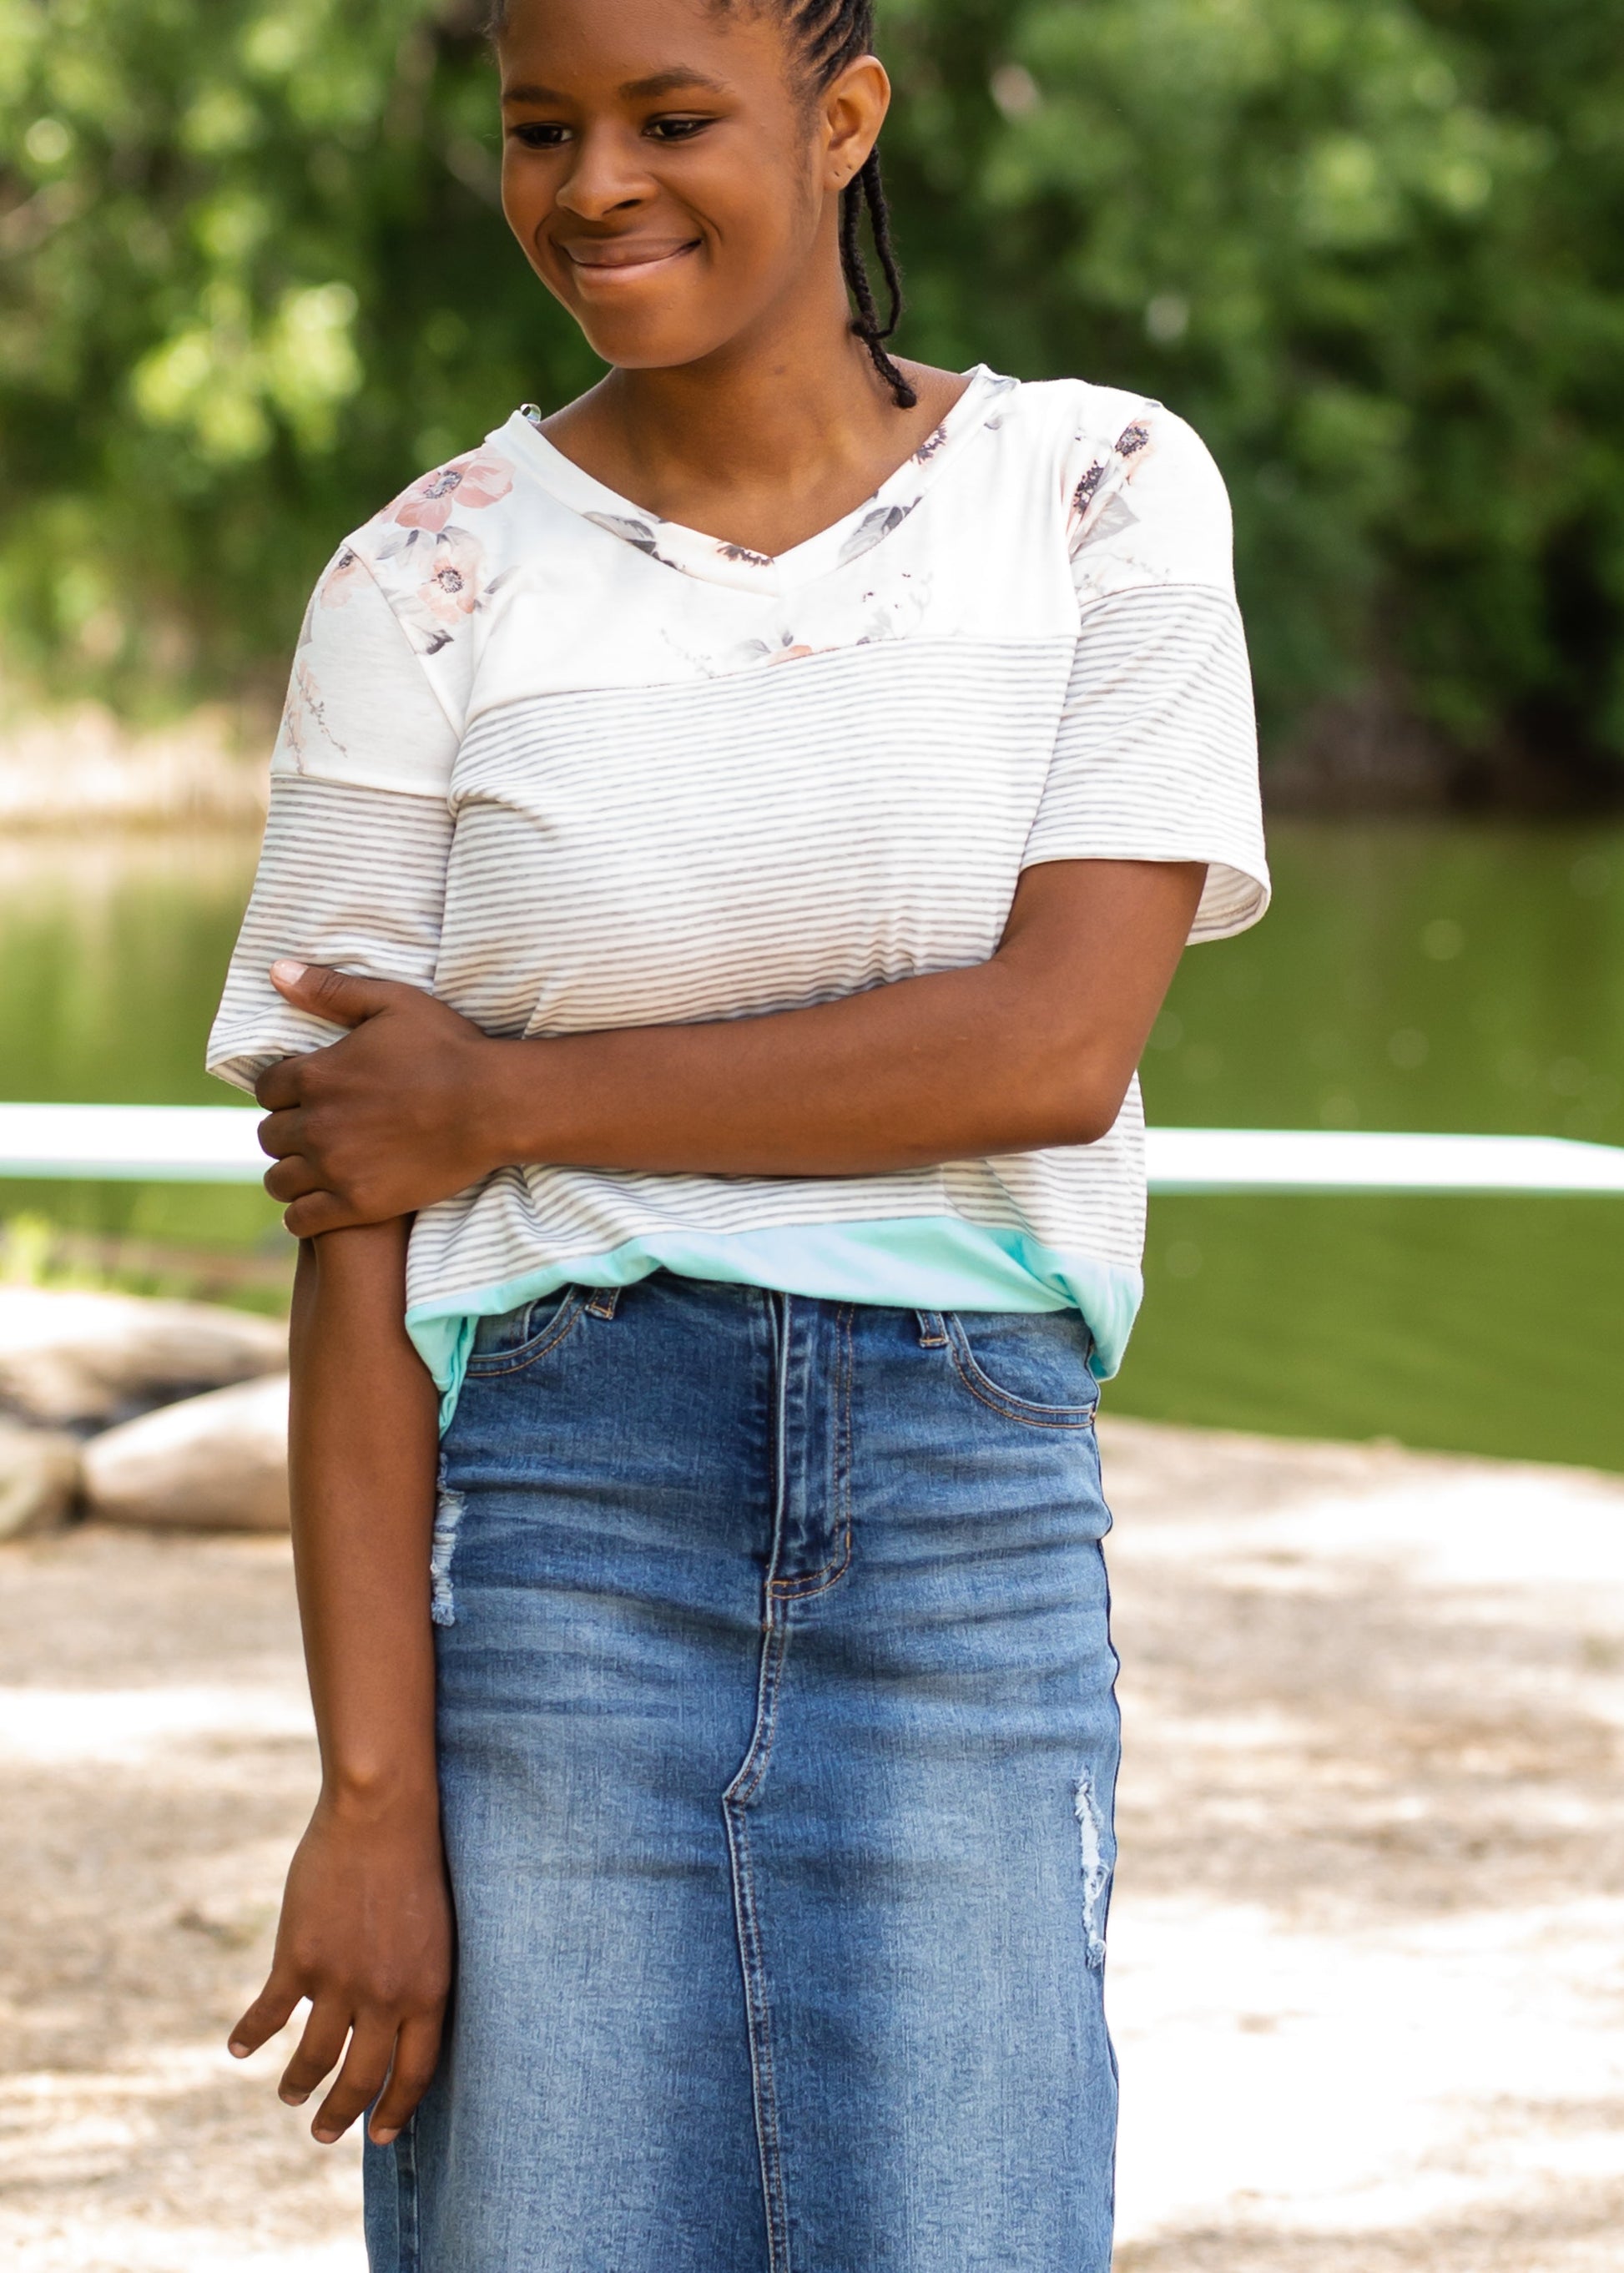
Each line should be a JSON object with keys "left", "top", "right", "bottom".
{"left": 209, "top": 366, "right": 1269, "bottom": 1422}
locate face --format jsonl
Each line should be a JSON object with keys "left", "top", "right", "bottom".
{"left": 496, "top": 0, "right": 888, "bottom": 374}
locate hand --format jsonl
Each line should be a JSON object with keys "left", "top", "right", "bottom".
{"left": 228, "top": 1787, "right": 452, "bottom": 2148}
{"left": 255, "top": 961, "right": 512, "bottom": 1235}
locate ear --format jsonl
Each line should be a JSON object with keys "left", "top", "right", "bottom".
{"left": 822, "top": 54, "right": 890, "bottom": 194}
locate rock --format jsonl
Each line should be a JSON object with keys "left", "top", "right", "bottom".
{"left": 0, "top": 1288, "right": 285, "bottom": 1431}
{"left": 0, "top": 1418, "right": 81, "bottom": 1540}
{"left": 82, "top": 1374, "right": 290, "bottom": 1532}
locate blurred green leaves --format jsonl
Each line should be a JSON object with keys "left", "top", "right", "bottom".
{"left": 2, "top": 0, "right": 1622, "bottom": 785}
{"left": 0, "top": 0, "right": 594, "bottom": 714}
{"left": 876, "top": 0, "right": 1623, "bottom": 780}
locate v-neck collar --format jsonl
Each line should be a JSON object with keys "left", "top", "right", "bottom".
{"left": 497, "top": 365, "right": 1014, "bottom": 597}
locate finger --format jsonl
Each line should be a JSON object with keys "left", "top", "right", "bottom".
{"left": 256, "top": 1107, "right": 305, "bottom": 1162}
{"left": 279, "top": 1996, "right": 351, "bottom": 2106}
{"left": 369, "top": 2012, "right": 446, "bottom": 2144}
{"left": 228, "top": 1965, "right": 301, "bottom": 2060}
{"left": 264, "top": 1155, "right": 322, "bottom": 1204}
{"left": 283, "top": 1191, "right": 368, "bottom": 1239}
{"left": 254, "top": 1056, "right": 305, "bottom": 1111}
{"left": 270, "top": 960, "right": 398, "bottom": 1029}
{"left": 310, "top": 2016, "right": 401, "bottom": 2145}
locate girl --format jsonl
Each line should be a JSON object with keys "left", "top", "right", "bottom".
{"left": 209, "top": 1, "right": 1268, "bottom": 2265}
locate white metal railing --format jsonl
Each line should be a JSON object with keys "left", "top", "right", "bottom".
{"left": 1, "top": 1101, "right": 1621, "bottom": 1194}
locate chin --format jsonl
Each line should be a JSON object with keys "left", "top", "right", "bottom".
{"left": 574, "top": 318, "right": 734, "bottom": 375}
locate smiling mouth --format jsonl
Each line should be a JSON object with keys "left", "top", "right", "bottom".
{"left": 562, "top": 239, "right": 700, "bottom": 280}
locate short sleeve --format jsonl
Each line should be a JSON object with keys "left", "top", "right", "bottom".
{"left": 205, "top": 549, "right": 459, "bottom": 1091}
{"left": 1021, "top": 408, "right": 1269, "bottom": 942}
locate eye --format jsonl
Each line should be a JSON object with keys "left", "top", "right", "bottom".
{"left": 644, "top": 114, "right": 710, "bottom": 142}
{"left": 509, "top": 120, "right": 571, "bottom": 149}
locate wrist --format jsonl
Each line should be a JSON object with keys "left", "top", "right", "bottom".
{"left": 320, "top": 1756, "right": 440, "bottom": 1826}
{"left": 479, "top": 1035, "right": 577, "bottom": 1172}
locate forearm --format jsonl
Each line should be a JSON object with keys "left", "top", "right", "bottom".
{"left": 487, "top": 955, "right": 1084, "bottom": 1177}
{"left": 482, "top": 860, "right": 1206, "bottom": 1179}
{"left": 258, "top": 859, "right": 1207, "bottom": 1232}
{"left": 287, "top": 1220, "right": 441, "bottom": 1811}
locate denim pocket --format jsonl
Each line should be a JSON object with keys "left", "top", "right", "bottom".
{"left": 464, "top": 1287, "right": 588, "bottom": 1378}
{"left": 941, "top": 1310, "right": 1099, "bottom": 1429}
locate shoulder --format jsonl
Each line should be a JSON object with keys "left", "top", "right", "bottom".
{"left": 995, "top": 378, "right": 1236, "bottom": 599}
{"left": 330, "top": 420, "right": 540, "bottom": 661}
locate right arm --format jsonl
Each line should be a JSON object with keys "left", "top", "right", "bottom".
{"left": 204, "top": 534, "right": 465, "bottom": 2143}
{"left": 227, "top": 1219, "right": 451, "bottom": 2149}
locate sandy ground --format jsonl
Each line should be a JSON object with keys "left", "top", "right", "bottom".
{"left": 2, "top": 1418, "right": 1622, "bottom": 2270}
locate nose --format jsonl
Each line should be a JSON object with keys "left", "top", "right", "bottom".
{"left": 552, "top": 124, "right": 652, "bottom": 222}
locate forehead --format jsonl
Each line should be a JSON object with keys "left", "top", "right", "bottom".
{"left": 497, "top": 0, "right": 790, "bottom": 88}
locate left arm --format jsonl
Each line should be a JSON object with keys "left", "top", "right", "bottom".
{"left": 256, "top": 856, "right": 1201, "bottom": 1237}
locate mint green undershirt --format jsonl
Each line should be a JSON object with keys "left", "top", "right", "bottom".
{"left": 406, "top": 1217, "right": 1143, "bottom": 1434}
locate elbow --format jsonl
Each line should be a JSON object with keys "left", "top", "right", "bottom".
{"left": 1049, "top": 1102, "right": 1124, "bottom": 1150}
{"left": 1069, "top": 1103, "right": 1126, "bottom": 1148}
{"left": 1007, "top": 1073, "right": 1132, "bottom": 1152}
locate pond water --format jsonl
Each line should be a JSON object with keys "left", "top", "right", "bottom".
{"left": 1, "top": 819, "right": 1620, "bottom": 1468}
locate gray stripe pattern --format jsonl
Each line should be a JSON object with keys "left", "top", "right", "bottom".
{"left": 1030, "top": 585, "right": 1265, "bottom": 939}
{"left": 208, "top": 774, "right": 452, "bottom": 1092}
{"left": 208, "top": 587, "right": 1260, "bottom": 1317}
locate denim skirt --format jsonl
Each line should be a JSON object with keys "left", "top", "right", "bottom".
{"left": 364, "top": 1273, "right": 1121, "bottom": 2273}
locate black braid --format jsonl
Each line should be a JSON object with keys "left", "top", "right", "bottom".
{"left": 765, "top": 0, "right": 915, "bottom": 407}
{"left": 487, "top": 0, "right": 916, "bottom": 409}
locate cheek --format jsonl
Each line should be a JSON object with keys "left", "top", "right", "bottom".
{"left": 690, "top": 153, "right": 821, "bottom": 296}
{"left": 501, "top": 164, "right": 557, "bottom": 279}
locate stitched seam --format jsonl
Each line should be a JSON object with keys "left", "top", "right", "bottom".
{"left": 772, "top": 1549, "right": 848, "bottom": 1597}
{"left": 840, "top": 1302, "right": 854, "bottom": 1556}
{"left": 396, "top": 2110, "right": 421, "bottom": 2273}
{"left": 727, "top": 1613, "right": 785, "bottom": 1807}
{"left": 724, "top": 1793, "right": 791, "bottom": 2271}
{"left": 945, "top": 1317, "right": 1098, "bottom": 1429}
{"left": 948, "top": 1344, "right": 1098, "bottom": 1429}
{"left": 462, "top": 1293, "right": 587, "bottom": 1378}
{"left": 721, "top": 1288, "right": 793, "bottom": 2270}
{"left": 730, "top": 1292, "right": 790, "bottom": 1794}
{"left": 774, "top": 1303, "right": 856, "bottom": 1597}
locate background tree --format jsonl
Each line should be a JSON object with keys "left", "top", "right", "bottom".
{"left": 2, "top": 0, "right": 1621, "bottom": 796}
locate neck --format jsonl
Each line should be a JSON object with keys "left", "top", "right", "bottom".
{"left": 591, "top": 266, "right": 899, "bottom": 504}
{"left": 537, "top": 232, "right": 966, "bottom": 555}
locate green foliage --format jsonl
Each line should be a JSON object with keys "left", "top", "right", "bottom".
{"left": 3, "top": 0, "right": 1622, "bottom": 779}
{"left": 877, "top": 0, "right": 1624, "bottom": 774}
{"left": 0, "top": 0, "right": 593, "bottom": 713}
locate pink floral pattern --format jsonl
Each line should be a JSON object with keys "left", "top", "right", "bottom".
{"left": 389, "top": 452, "right": 513, "bottom": 534}
{"left": 320, "top": 546, "right": 368, "bottom": 606}
{"left": 411, "top": 528, "right": 485, "bottom": 628}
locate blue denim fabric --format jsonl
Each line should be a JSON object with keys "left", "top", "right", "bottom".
{"left": 365, "top": 1273, "right": 1121, "bottom": 2273}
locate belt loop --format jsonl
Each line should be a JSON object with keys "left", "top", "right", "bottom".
{"left": 915, "top": 1310, "right": 948, "bottom": 1348}
{"left": 585, "top": 1286, "right": 621, "bottom": 1320}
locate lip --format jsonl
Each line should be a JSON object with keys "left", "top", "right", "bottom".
{"left": 560, "top": 238, "right": 700, "bottom": 282}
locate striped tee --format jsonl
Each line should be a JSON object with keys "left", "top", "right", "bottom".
{"left": 209, "top": 365, "right": 1269, "bottom": 1423}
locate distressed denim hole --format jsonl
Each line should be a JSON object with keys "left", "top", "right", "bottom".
{"left": 430, "top": 1469, "right": 465, "bottom": 1628}
{"left": 1075, "top": 1769, "right": 1112, "bottom": 1969}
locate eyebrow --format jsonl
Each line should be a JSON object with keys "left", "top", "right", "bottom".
{"left": 619, "top": 69, "right": 732, "bottom": 99}
{"left": 501, "top": 68, "right": 732, "bottom": 107}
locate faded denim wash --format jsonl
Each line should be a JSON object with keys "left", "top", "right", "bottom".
{"left": 365, "top": 1272, "right": 1121, "bottom": 2273}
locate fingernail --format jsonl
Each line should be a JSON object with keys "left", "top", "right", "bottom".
{"left": 371, "top": 2127, "right": 399, "bottom": 2146}
{"left": 271, "top": 959, "right": 308, "bottom": 985}
{"left": 280, "top": 2089, "right": 309, "bottom": 2106}
{"left": 228, "top": 2041, "right": 250, "bottom": 2059}
{"left": 313, "top": 2126, "right": 340, "bottom": 2144}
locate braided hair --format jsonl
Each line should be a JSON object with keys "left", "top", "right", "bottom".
{"left": 766, "top": 0, "right": 915, "bottom": 407}
{"left": 485, "top": 0, "right": 916, "bottom": 408}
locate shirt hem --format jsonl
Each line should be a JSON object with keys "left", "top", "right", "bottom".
{"left": 405, "top": 1217, "right": 1144, "bottom": 1432}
